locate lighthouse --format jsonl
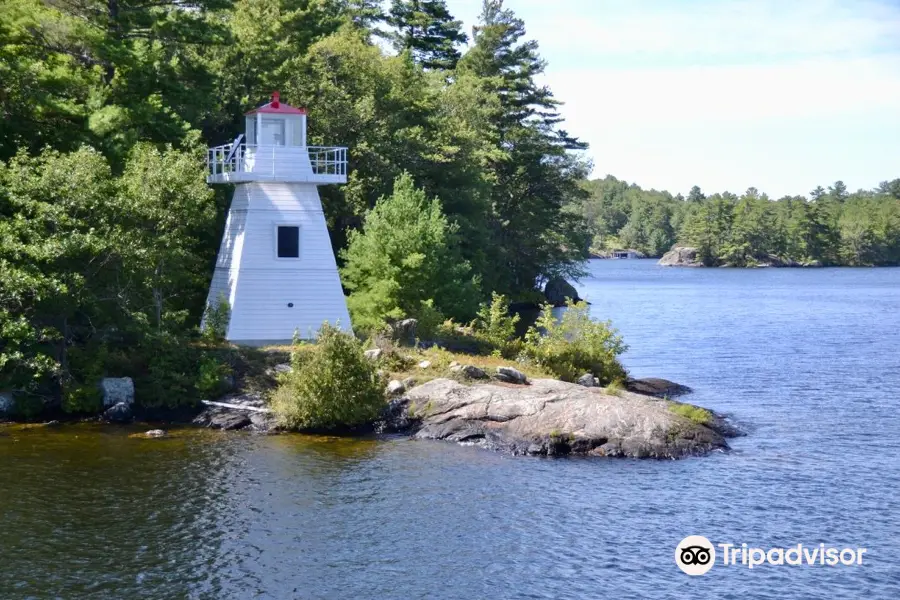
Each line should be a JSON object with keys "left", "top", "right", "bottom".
{"left": 204, "top": 92, "right": 352, "bottom": 345}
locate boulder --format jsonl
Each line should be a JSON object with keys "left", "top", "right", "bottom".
{"left": 385, "top": 378, "right": 734, "bottom": 458}
{"left": 658, "top": 246, "right": 703, "bottom": 267}
{"left": 364, "top": 348, "right": 383, "bottom": 361}
{"left": 193, "top": 406, "right": 252, "bottom": 431}
{"left": 494, "top": 366, "right": 528, "bottom": 384}
{"left": 386, "top": 380, "right": 406, "bottom": 396}
{"left": 249, "top": 411, "right": 279, "bottom": 433}
{"left": 418, "top": 360, "right": 432, "bottom": 369}
{"left": 102, "top": 402, "right": 133, "bottom": 424}
{"left": 543, "top": 277, "right": 581, "bottom": 307}
{"left": 576, "top": 373, "right": 596, "bottom": 387}
{"left": 100, "top": 377, "right": 134, "bottom": 408}
{"left": 388, "top": 318, "right": 418, "bottom": 346}
{"left": 461, "top": 365, "right": 487, "bottom": 380}
{"left": 626, "top": 377, "right": 692, "bottom": 398}
{"left": 0, "top": 391, "right": 13, "bottom": 414}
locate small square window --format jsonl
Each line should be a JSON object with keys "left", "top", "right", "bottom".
{"left": 277, "top": 226, "right": 300, "bottom": 258}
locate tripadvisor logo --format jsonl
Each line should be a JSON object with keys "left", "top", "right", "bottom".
{"left": 675, "top": 536, "right": 716, "bottom": 575}
{"left": 675, "top": 536, "right": 868, "bottom": 575}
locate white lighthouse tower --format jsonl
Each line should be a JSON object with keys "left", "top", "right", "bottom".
{"left": 204, "top": 92, "right": 352, "bottom": 345}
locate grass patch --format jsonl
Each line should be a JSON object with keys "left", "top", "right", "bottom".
{"left": 604, "top": 379, "right": 624, "bottom": 396}
{"left": 668, "top": 402, "right": 713, "bottom": 426}
{"left": 378, "top": 345, "right": 554, "bottom": 385}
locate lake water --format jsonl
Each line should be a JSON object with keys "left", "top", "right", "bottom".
{"left": 2, "top": 260, "right": 899, "bottom": 599}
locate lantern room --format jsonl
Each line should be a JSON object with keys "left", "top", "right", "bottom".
{"left": 207, "top": 92, "right": 347, "bottom": 185}
{"left": 245, "top": 91, "right": 308, "bottom": 148}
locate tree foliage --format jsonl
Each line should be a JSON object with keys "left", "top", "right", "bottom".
{"left": 271, "top": 323, "right": 384, "bottom": 430}
{"left": 340, "top": 172, "right": 480, "bottom": 332}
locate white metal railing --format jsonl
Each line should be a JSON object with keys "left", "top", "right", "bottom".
{"left": 207, "top": 144, "right": 348, "bottom": 181}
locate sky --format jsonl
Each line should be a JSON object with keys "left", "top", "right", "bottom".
{"left": 445, "top": 0, "right": 900, "bottom": 198}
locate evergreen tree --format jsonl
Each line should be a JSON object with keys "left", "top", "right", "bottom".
{"left": 687, "top": 185, "right": 706, "bottom": 203}
{"left": 339, "top": 172, "right": 480, "bottom": 332}
{"left": 810, "top": 185, "right": 826, "bottom": 201}
{"left": 456, "top": 0, "right": 590, "bottom": 296}
{"left": 828, "top": 180, "right": 849, "bottom": 203}
{"left": 387, "top": 0, "right": 467, "bottom": 70}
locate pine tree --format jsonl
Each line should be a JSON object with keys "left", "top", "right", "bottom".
{"left": 456, "top": 0, "right": 590, "bottom": 296}
{"left": 387, "top": 0, "right": 467, "bottom": 70}
{"left": 687, "top": 185, "right": 706, "bottom": 203}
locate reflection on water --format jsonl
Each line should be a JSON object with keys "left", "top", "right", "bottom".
{"left": 2, "top": 261, "right": 900, "bottom": 598}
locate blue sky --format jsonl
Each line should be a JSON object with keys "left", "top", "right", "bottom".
{"left": 445, "top": 0, "right": 900, "bottom": 198}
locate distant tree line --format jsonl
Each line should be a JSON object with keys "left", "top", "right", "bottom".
{"left": 581, "top": 177, "right": 900, "bottom": 266}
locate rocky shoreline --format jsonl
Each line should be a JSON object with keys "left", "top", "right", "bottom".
{"left": 658, "top": 246, "right": 824, "bottom": 268}
{"left": 186, "top": 370, "right": 740, "bottom": 459}
{"left": 377, "top": 376, "right": 737, "bottom": 458}
{"left": 2, "top": 367, "right": 740, "bottom": 460}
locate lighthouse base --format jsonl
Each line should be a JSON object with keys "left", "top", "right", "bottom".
{"left": 204, "top": 182, "right": 352, "bottom": 345}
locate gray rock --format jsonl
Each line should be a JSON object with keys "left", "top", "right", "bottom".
{"left": 100, "top": 377, "right": 134, "bottom": 407}
{"left": 0, "top": 391, "right": 13, "bottom": 414}
{"left": 449, "top": 364, "right": 464, "bottom": 373}
{"left": 576, "top": 373, "right": 596, "bottom": 387}
{"left": 392, "top": 378, "right": 733, "bottom": 459}
{"left": 449, "top": 361, "right": 460, "bottom": 368}
{"left": 364, "top": 348, "right": 383, "bottom": 361}
{"left": 461, "top": 365, "right": 487, "bottom": 379}
{"left": 274, "top": 363, "right": 293, "bottom": 374}
{"left": 193, "top": 406, "right": 252, "bottom": 430}
{"left": 658, "top": 246, "right": 703, "bottom": 267}
{"left": 388, "top": 318, "right": 418, "bottom": 346}
{"left": 418, "top": 360, "right": 432, "bottom": 369}
{"left": 386, "top": 380, "right": 406, "bottom": 396}
{"left": 102, "top": 402, "right": 133, "bottom": 424}
{"left": 495, "top": 366, "right": 528, "bottom": 384}
{"left": 249, "top": 411, "right": 279, "bottom": 433}
{"left": 543, "top": 277, "right": 581, "bottom": 307}
{"left": 144, "top": 429, "right": 167, "bottom": 438}
{"left": 626, "top": 377, "right": 693, "bottom": 398}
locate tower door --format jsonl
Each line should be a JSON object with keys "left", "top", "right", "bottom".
{"left": 260, "top": 118, "right": 285, "bottom": 146}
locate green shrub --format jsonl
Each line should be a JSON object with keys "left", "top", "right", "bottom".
{"left": 62, "top": 385, "right": 103, "bottom": 414}
{"left": 471, "top": 293, "right": 521, "bottom": 358}
{"left": 412, "top": 299, "right": 445, "bottom": 341}
{"left": 604, "top": 379, "right": 624, "bottom": 396}
{"left": 62, "top": 344, "right": 106, "bottom": 413}
{"left": 132, "top": 333, "right": 201, "bottom": 409}
{"left": 202, "top": 293, "right": 231, "bottom": 342}
{"left": 523, "top": 300, "right": 627, "bottom": 384}
{"left": 669, "top": 403, "right": 713, "bottom": 425}
{"left": 196, "top": 356, "right": 232, "bottom": 399}
{"left": 272, "top": 323, "right": 385, "bottom": 431}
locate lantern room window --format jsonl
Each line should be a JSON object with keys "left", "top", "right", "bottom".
{"left": 276, "top": 226, "right": 300, "bottom": 258}
{"left": 261, "top": 118, "right": 285, "bottom": 146}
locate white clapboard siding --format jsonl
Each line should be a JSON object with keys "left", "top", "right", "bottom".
{"left": 203, "top": 182, "right": 352, "bottom": 346}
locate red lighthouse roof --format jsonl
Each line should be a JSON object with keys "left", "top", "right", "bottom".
{"left": 245, "top": 91, "right": 307, "bottom": 115}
